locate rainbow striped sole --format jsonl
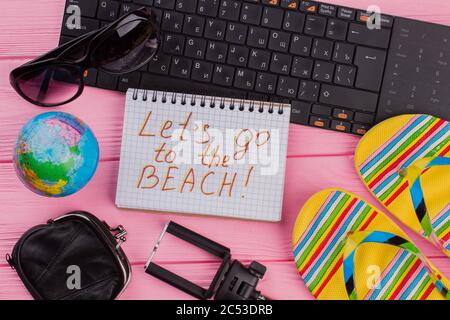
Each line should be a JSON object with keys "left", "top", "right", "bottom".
{"left": 355, "top": 114, "right": 449, "bottom": 256}
{"left": 292, "top": 189, "right": 449, "bottom": 300}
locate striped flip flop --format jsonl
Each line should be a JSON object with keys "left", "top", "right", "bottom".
{"left": 292, "top": 189, "right": 449, "bottom": 300}
{"left": 355, "top": 114, "right": 449, "bottom": 256}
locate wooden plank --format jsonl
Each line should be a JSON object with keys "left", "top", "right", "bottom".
{"left": 1, "top": 157, "right": 447, "bottom": 265}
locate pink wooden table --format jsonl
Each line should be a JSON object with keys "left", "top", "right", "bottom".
{"left": 0, "top": 0, "right": 449, "bottom": 300}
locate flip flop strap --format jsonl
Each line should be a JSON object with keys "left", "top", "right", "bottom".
{"left": 400, "top": 156, "right": 450, "bottom": 251}
{"left": 343, "top": 230, "right": 449, "bottom": 300}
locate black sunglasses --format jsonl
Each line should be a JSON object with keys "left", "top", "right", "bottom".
{"left": 10, "top": 7, "right": 159, "bottom": 107}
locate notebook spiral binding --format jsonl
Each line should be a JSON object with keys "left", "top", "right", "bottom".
{"left": 131, "top": 89, "right": 287, "bottom": 115}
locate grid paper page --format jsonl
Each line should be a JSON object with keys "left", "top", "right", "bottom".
{"left": 115, "top": 89, "right": 291, "bottom": 221}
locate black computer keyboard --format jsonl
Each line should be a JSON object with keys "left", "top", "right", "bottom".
{"left": 59, "top": 0, "right": 450, "bottom": 135}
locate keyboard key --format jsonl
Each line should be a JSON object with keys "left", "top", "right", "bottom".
{"left": 331, "top": 120, "right": 351, "bottom": 132}
{"left": 333, "top": 42, "right": 354, "bottom": 64}
{"left": 318, "top": 4, "right": 336, "bottom": 17}
{"left": 191, "top": 60, "right": 214, "bottom": 82}
{"left": 66, "top": 0, "right": 98, "bottom": 18}
{"left": 148, "top": 54, "right": 171, "bottom": 75}
{"left": 281, "top": 0, "right": 299, "bottom": 10}
{"left": 183, "top": 15, "right": 205, "bottom": 36}
{"left": 119, "top": 3, "right": 140, "bottom": 16}
{"left": 290, "top": 35, "right": 312, "bottom": 56}
{"left": 319, "top": 84, "right": 379, "bottom": 112}
{"left": 82, "top": 68, "right": 97, "bottom": 86}
{"left": 357, "top": 11, "right": 393, "bottom": 28}
{"left": 283, "top": 11, "right": 305, "bottom": 33}
{"left": 333, "top": 108, "right": 354, "bottom": 120}
{"left": 171, "top": 57, "right": 192, "bottom": 78}
{"left": 204, "top": 19, "right": 226, "bottom": 40}
{"left": 234, "top": 68, "right": 256, "bottom": 90}
{"left": 247, "top": 93, "right": 269, "bottom": 102}
{"left": 185, "top": 37, "right": 207, "bottom": 59}
{"left": 334, "top": 64, "right": 356, "bottom": 87}
{"left": 311, "top": 39, "right": 333, "bottom": 60}
{"left": 240, "top": 3, "right": 262, "bottom": 25}
{"left": 309, "top": 116, "right": 329, "bottom": 128}
{"left": 268, "top": 31, "right": 290, "bottom": 52}
{"left": 219, "top": 0, "right": 241, "bottom": 21}
{"left": 291, "top": 57, "right": 313, "bottom": 78}
{"left": 141, "top": 74, "right": 246, "bottom": 97}
{"left": 228, "top": 45, "right": 249, "bottom": 67}
{"left": 175, "top": 0, "right": 198, "bottom": 13}
{"left": 337, "top": 7, "right": 356, "bottom": 20}
{"left": 354, "top": 112, "right": 374, "bottom": 124}
{"left": 354, "top": 46, "right": 387, "bottom": 91}
{"left": 262, "top": 0, "right": 280, "bottom": 6}
{"left": 97, "top": 71, "right": 118, "bottom": 90}
{"left": 198, "top": 0, "right": 220, "bottom": 17}
{"left": 248, "top": 27, "right": 269, "bottom": 48}
{"left": 298, "top": 80, "right": 320, "bottom": 102}
{"left": 206, "top": 41, "right": 228, "bottom": 62}
{"left": 256, "top": 73, "right": 277, "bottom": 94}
{"left": 300, "top": 1, "right": 318, "bottom": 13}
{"left": 118, "top": 72, "right": 141, "bottom": 92}
{"left": 161, "top": 11, "right": 184, "bottom": 33}
{"left": 312, "top": 61, "right": 334, "bottom": 82}
{"left": 151, "top": 8, "right": 163, "bottom": 24}
{"left": 311, "top": 104, "right": 331, "bottom": 116}
{"left": 163, "top": 34, "right": 185, "bottom": 55}
{"left": 261, "top": 7, "right": 284, "bottom": 29}
{"left": 348, "top": 23, "right": 391, "bottom": 49}
{"left": 352, "top": 123, "right": 371, "bottom": 135}
{"left": 304, "top": 15, "right": 327, "bottom": 37}
{"left": 326, "top": 19, "right": 348, "bottom": 41}
{"left": 277, "top": 76, "right": 299, "bottom": 98}
{"left": 226, "top": 22, "right": 248, "bottom": 44}
{"left": 154, "top": 0, "right": 176, "bottom": 9}
{"left": 290, "top": 101, "right": 311, "bottom": 124}
{"left": 249, "top": 49, "right": 271, "bottom": 71}
{"left": 97, "top": 0, "right": 119, "bottom": 21}
{"left": 271, "top": 53, "right": 292, "bottom": 75}
{"left": 213, "top": 64, "right": 235, "bottom": 86}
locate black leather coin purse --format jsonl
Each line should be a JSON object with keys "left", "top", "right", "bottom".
{"left": 6, "top": 211, "right": 131, "bottom": 300}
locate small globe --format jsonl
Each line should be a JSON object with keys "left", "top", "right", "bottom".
{"left": 14, "top": 112, "right": 99, "bottom": 197}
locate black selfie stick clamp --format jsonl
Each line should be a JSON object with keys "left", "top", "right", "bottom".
{"left": 144, "top": 221, "right": 268, "bottom": 300}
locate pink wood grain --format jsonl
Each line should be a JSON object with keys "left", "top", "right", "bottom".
{"left": 0, "top": 0, "right": 449, "bottom": 300}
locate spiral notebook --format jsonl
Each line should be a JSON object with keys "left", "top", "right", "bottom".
{"left": 115, "top": 89, "right": 291, "bottom": 221}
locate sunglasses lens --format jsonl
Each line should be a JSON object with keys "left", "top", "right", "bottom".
{"left": 92, "top": 18, "right": 158, "bottom": 73}
{"left": 16, "top": 65, "right": 81, "bottom": 106}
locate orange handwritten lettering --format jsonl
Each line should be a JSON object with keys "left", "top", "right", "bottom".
{"left": 179, "top": 168, "right": 195, "bottom": 193}
{"left": 201, "top": 171, "right": 215, "bottom": 196}
{"left": 137, "top": 165, "right": 159, "bottom": 189}
{"left": 139, "top": 112, "right": 156, "bottom": 137}
{"left": 162, "top": 166, "right": 178, "bottom": 191}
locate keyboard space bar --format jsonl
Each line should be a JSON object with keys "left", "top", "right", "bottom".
{"left": 140, "top": 74, "right": 247, "bottom": 99}
{"left": 319, "top": 84, "right": 379, "bottom": 113}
